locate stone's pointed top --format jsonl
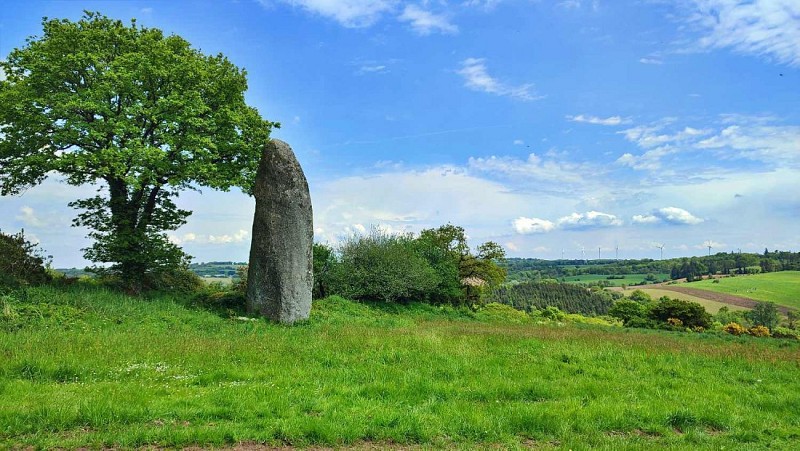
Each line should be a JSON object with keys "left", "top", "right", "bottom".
{"left": 247, "top": 139, "right": 313, "bottom": 324}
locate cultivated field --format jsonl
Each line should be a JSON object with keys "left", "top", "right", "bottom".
{"left": 688, "top": 271, "right": 800, "bottom": 310}
{"left": 2, "top": 286, "right": 799, "bottom": 449}
{"left": 619, "top": 288, "right": 748, "bottom": 314}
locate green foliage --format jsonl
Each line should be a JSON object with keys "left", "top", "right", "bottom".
{"left": 484, "top": 281, "right": 613, "bottom": 315}
{"left": 0, "top": 229, "right": 51, "bottom": 290}
{"left": 415, "top": 224, "right": 507, "bottom": 305}
{"left": 608, "top": 300, "right": 646, "bottom": 326}
{"left": 772, "top": 327, "right": 800, "bottom": 340}
{"left": 746, "top": 301, "right": 780, "bottom": 330}
{"left": 0, "top": 12, "right": 274, "bottom": 291}
{"left": 628, "top": 289, "right": 653, "bottom": 304}
{"left": 312, "top": 243, "right": 335, "bottom": 299}
{"left": 473, "top": 302, "right": 529, "bottom": 324}
{"left": 713, "top": 307, "right": 750, "bottom": 328}
{"left": 648, "top": 298, "right": 712, "bottom": 329}
{"left": 328, "top": 228, "right": 439, "bottom": 303}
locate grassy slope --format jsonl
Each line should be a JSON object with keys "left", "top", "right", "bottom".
{"left": 623, "top": 288, "right": 748, "bottom": 314}
{"left": 2, "top": 286, "right": 800, "bottom": 449}
{"left": 690, "top": 271, "right": 800, "bottom": 309}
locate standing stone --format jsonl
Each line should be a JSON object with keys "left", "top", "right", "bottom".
{"left": 247, "top": 139, "right": 313, "bottom": 323}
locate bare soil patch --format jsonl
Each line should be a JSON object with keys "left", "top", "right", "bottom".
{"left": 658, "top": 286, "right": 794, "bottom": 314}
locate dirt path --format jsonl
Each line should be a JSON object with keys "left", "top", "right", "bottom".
{"left": 657, "top": 285, "right": 795, "bottom": 314}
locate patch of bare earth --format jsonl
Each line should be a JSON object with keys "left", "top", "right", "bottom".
{"left": 657, "top": 286, "right": 794, "bottom": 314}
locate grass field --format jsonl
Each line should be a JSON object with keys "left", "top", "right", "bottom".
{"left": 690, "top": 271, "right": 800, "bottom": 309}
{"left": 563, "top": 273, "right": 670, "bottom": 287}
{"left": 621, "top": 288, "right": 748, "bottom": 314}
{"left": 2, "top": 285, "right": 800, "bottom": 449}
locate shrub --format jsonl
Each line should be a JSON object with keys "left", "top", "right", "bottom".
{"left": 748, "top": 325, "right": 771, "bottom": 338}
{"left": 475, "top": 303, "right": 529, "bottom": 323}
{"left": 649, "top": 298, "right": 711, "bottom": 329}
{"left": 0, "top": 229, "right": 51, "bottom": 290}
{"left": 328, "top": 228, "right": 439, "bottom": 303}
{"left": 608, "top": 300, "right": 646, "bottom": 325}
{"left": 667, "top": 317, "right": 684, "bottom": 327}
{"left": 772, "top": 327, "right": 800, "bottom": 340}
{"left": 628, "top": 289, "right": 653, "bottom": 304}
{"left": 541, "top": 306, "right": 565, "bottom": 321}
{"left": 723, "top": 322, "right": 747, "bottom": 336}
{"left": 746, "top": 301, "right": 780, "bottom": 330}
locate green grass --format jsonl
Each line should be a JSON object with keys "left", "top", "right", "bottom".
{"left": 620, "top": 288, "right": 749, "bottom": 314}
{"left": 690, "top": 271, "right": 800, "bottom": 309}
{"left": 2, "top": 285, "right": 800, "bottom": 449}
{"left": 563, "top": 274, "right": 669, "bottom": 287}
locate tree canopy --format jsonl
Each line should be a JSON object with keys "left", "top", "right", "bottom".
{"left": 0, "top": 12, "right": 275, "bottom": 290}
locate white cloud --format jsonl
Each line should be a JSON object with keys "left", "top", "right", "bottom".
{"left": 357, "top": 64, "right": 388, "bottom": 75}
{"left": 169, "top": 230, "right": 249, "bottom": 245}
{"left": 513, "top": 139, "right": 524, "bottom": 145}
{"left": 272, "top": 0, "right": 398, "bottom": 28}
{"left": 140, "top": 7, "right": 153, "bottom": 14}
{"left": 15, "top": 206, "right": 45, "bottom": 227}
{"left": 568, "top": 114, "right": 630, "bottom": 126}
{"left": 398, "top": 5, "right": 458, "bottom": 35}
{"left": 463, "top": 0, "right": 503, "bottom": 10}
{"left": 687, "top": 0, "right": 800, "bottom": 67}
{"left": 695, "top": 124, "right": 800, "bottom": 165}
{"left": 468, "top": 153, "right": 585, "bottom": 184}
{"left": 457, "top": 58, "right": 541, "bottom": 101}
{"left": 620, "top": 124, "right": 710, "bottom": 149}
{"left": 557, "top": 211, "right": 622, "bottom": 230}
{"left": 616, "top": 146, "right": 676, "bottom": 171}
{"left": 208, "top": 229, "right": 249, "bottom": 244}
{"left": 639, "top": 57, "right": 663, "bottom": 65}
{"left": 513, "top": 217, "right": 556, "bottom": 234}
{"left": 632, "top": 207, "right": 704, "bottom": 225}
{"left": 505, "top": 241, "right": 519, "bottom": 251}
{"left": 312, "top": 165, "right": 539, "bottom": 243}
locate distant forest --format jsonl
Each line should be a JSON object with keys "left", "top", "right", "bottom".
{"left": 503, "top": 250, "right": 800, "bottom": 284}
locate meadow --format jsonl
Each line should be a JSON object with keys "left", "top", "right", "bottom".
{"left": 562, "top": 274, "right": 670, "bottom": 287}
{"left": 2, "top": 285, "right": 800, "bottom": 449}
{"left": 690, "top": 271, "right": 800, "bottom": 309}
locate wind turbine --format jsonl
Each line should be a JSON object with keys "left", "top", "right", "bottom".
{"left": 707, "top": 241, "right": 713, "bottom": 256}
{"left": 655, "top": 243, "right": 665, "bottom": 260}
{"left": 581, "top": 246, "right": 586, "bottom": 263}
{"left": 615, "top": 244, "right": 619, "bottom": 260}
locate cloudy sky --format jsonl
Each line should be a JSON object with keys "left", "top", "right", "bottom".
{"left": 1, "top": 0, "right": 798, "bottom": 267}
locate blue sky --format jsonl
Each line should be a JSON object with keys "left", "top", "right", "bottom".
{"left": 1, "top": 0, "right": 798, "bottom": 267}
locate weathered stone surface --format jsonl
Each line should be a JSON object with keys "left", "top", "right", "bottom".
{"left": 246, "top": 139, "right": 313, "bottom": 323}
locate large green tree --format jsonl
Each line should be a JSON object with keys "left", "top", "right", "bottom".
{"left": 0, "top": 12, "right": 275, "bottom": 290}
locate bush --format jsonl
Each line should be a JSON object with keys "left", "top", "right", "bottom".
{"left": 628, "top": 289, "right": 653, "bottom": 304}
{"left": 328, "top": 228, "right": 439, "bottom": 303}
{"left": 0, "top": 229, "right": 51, "bottom": 290}
{"left": 772, "top": 327, "right": 800, "bottom": 340}
{"left": 608, "top": 300, "right": 646, "bottom": 325}
{"left": 541, "top": 306, "right": 565, "bottom": 321}
{"left": 475, "top": 303, "right": 529, "bottom": 323}
{"left": 746, "top": 301, "right": 780, "bottom": 330}
{"left": 748, "top": 325, "right": 771, "bottom": 337}
{"left": 649, "top": 298, "right": 711, "bottom": 329}
{"left": 723, "top": 322, "right": 747, "bottom": 336}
